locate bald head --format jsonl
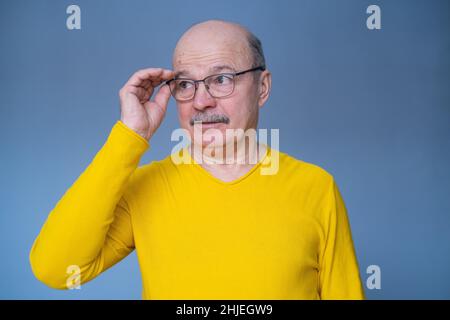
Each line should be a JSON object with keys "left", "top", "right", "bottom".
{"left": 172, "top": 20, "right": 265, "bottom": 73}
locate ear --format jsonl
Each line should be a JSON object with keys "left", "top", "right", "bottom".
{"left": 257, "top": 70, "right": 272, "bottom": 108}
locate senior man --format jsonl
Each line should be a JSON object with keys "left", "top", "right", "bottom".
{"left": 30, "top": 19, "right": 365, "bottom": 299}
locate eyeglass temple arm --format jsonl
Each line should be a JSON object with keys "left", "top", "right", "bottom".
{"left": 235, "top": 65, "right": 266, "bottom": 76}
{"left": 164, "top": 65, "right": 266, "bottom": 84}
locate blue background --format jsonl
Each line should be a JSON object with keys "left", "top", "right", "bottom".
{"left": 0, "top": 0, "right": 449, "bottom": 299}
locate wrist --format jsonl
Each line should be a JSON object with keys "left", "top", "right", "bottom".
{"left": 120, "top": 120, "right": 150, "bottom": 141}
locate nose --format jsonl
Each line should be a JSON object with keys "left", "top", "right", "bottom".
{"left": 193, "top": 81, "right": 216, "bottom": 111}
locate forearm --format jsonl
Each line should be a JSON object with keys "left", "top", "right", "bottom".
{"left": 29, "top": 120, "right": 149, "bottom": 288}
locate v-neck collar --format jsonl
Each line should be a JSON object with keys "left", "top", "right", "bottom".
{"left": 182, "top": 144, "right": 271, "bottom": 186}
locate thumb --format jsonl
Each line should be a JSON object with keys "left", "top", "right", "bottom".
{"left": 152, "top": 84, "right": 172, "bottom": 112}
{"left": 144, "top": 85, "right": 172, "bottom": 132}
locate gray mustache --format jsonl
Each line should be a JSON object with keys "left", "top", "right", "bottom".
{"left": 190, "top": 113, "right": 230, "bottom": 126}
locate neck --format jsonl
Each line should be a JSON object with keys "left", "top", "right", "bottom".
{"left": 190, "top": 137, "right": 267, "bottom": 164}
{"left": 188, "top": 140, "right": 267, "bottom": 183}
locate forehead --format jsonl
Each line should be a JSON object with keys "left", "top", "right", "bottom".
{"left": 172, "top": 34, "right": 251, "bottom": 79}
{"left": 174, "top": 64, "right": 237, "bottom": 78}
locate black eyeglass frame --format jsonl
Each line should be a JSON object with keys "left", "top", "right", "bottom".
{"left": 164, "top": 65, "right": 266, "bottom": 101}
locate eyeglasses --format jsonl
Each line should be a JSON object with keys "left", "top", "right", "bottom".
{"left": 164, "top": 66, "right": 265, "bottom": 101}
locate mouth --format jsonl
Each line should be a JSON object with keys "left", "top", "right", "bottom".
{"left": 191, "top": 120, "right": 228, "bottom": 126}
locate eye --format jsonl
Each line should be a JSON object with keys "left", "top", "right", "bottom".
{"left": 213, "top": 74, "right": 233, "bottom": 85}
{"left": 177, "top": 80, "right": 193, "bottom": 90}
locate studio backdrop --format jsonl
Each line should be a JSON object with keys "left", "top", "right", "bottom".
{"left": 0, "top": 0, "right": 449, "bottom": 299}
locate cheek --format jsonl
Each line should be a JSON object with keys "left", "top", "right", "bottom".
{"left": 177, "top": 103, "right": 192, "bottom": 127}
{"left": 224, "top": 94, "right": 256, "bottom": 126}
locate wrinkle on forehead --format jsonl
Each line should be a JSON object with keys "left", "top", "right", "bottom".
{"left": 173, "top": 52, "right": 243, "bottom": 78}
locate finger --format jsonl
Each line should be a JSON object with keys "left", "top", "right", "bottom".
{"left": 130, "top": 68, "right": 175, "bottom": 87}
{"left": 152, "top": 83, "right": 172, "bottom": 110}
{"left": 161, "top": 69, "right": 176, "bottom": 83}
{"left": 124, "top": 68, "right": 164, "bottom": 87}
{"left": 143, "top": 80, "right": 152, "bottom": 90}
{"left": 124, "top": 85, "right": 147, "bottom": 99}
{"left": 142, "top": 87, "right": 153, "bottom": 101}
{"left": 150, "top": 80, "right": 162, "bottom": 87}
{"left": 138, "top": 79, "right": 150, "bottom": 89}
{"left": 162, "top": 69, "right": 176, "bottom": 79}
{"left": 151, "top": 70, "right": 176, "bottom": 88}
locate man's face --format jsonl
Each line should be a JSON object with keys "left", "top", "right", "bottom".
{"left": 172, "top": 27, "right": 261, "bottom": 148}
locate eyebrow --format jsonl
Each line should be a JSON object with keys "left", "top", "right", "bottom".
{"left": 174, "top": 65, "right": 236, "bottom": 79}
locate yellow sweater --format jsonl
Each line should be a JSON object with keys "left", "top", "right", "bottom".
{"left": 29, "top": 120, "right": 365, "bottom": 299}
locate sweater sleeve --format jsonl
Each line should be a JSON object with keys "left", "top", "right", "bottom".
{"left": 318, "top": 178, "right": 366, "bottom": 299}
{"left": 29, "top": 120, "right": 149, "bottom": 289}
